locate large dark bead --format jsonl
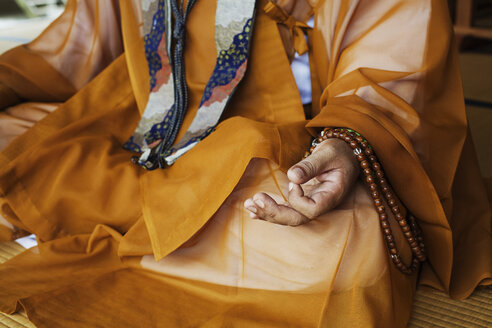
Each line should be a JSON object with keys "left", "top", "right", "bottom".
{"left": 356, "top": 154, "right": 365, "bottom": 162}
{"left": 368, "top": 155, "right": 377, "bottom": 163}
{"left": 366, "top": 175, "right": 375, "bottom": 184}
{"left": 369, "top": 183, "right": 378, "bottom": 191}
{"left": 379, "top": 213, "right": 388, "bottom": 221}
{"left": 391, "top": 206, "right": 400, "bottom": 214}
{"left": 360, "top": 160, "right": 369, "bottom": 169}
{"left": 363, "top": 168, "right": 372, "bottom": 175}
{"left": 388, "top": 199, "right": 396, "bottom": 206}
{"left": 386, "top": 235, "right": 394, "bottom": 242}
{"left": 374, "top": 199, "right": 383, "bottom": 207}
{"left": 372, "top": 163, "right": 381, "bottom": 171}
{"left": 381, "top": 221, "right": 389, "bottom": 229}
{"left": 383, "top": 228, "right": 392, "bottom": 235}
{"left": 402, "top": 226, "right": 410, "bottom": 232}
{"left": 350, "top": 141, "right": 358, "bottom": 149}
{"left": 364, "top": 148, "right": 373, "bottom": 156}
{"left": 375, "top": 170, "right": 384, "bottom": 179}
{"left": 376, "top": 206, "right": 386, "bottom": 214}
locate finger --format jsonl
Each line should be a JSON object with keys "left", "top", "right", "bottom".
{"left": 287, "top": 139, "right": 358, "bottom": 185}
{"left": 288, "top": 173, "right": 344, "bottom": 219}
{"left": 287, "top": 149, "right": 327, "bottom": 185}
{"left": 250, "top": 192, "right": 310, "bottom": 226}
{"left": 244, "top": 198, "right": 260, "bottom": 219}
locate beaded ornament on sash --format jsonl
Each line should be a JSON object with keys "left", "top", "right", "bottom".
{"left": 124, "top": 0, "right": 257, "bottom": 169}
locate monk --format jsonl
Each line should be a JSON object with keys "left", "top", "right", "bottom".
{"left": 0, "top": 0, "right": 490, "bottom": 327}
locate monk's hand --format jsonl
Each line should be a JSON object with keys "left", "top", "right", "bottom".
{"left": 244, "top": 138, "right": 359, "bottom": 226}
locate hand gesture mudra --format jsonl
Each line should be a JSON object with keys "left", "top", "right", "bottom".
{"left": 244, "top": 138, "right": 360, "bottom": 226}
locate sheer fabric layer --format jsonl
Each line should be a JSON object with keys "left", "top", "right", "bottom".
{"left": 0, "top": 0, "right": 490, "bottom": 327}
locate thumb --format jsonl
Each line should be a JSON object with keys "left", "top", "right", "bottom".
{"left": 287, "top": 150, "right": 328, "bottom": 184}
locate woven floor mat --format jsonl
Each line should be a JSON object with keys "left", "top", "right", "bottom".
{"left": 0, "top": 242, "right": 35, "bottom": 328}
{"left": 0, "top": 242, "right": 491, "bottom": 327}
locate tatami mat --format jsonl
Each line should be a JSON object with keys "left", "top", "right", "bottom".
{"left": 408, "top": 286, "right": 492, "bottom": 328}
{"left": 0, "top": 242, "right": 35, "bottom": 328}
{"left": 0, "top": 241, "right": 491, "bottom": 328}
{"left": 1, "top": 7, "right": 492, "bottom": 328}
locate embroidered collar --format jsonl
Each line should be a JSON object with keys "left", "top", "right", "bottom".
{"left": 124, "top": 0, "right": 257, "bottom": 169}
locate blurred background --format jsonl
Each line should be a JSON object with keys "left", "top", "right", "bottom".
{"left": 0, "top": 0, "right": 490, "bottom": 174}
{"left": 0, "top": 1, "right": 491, "bottom": 328}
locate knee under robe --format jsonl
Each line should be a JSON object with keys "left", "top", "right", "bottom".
{"left": 0, "top": 0, "right": 490, "bottom": 327}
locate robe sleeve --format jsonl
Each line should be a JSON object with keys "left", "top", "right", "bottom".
{"left": 0, "top": 0, "right": 123, "bottom": 110}
{"left": 308, "top": 0, "right": 490, "bottom": 297}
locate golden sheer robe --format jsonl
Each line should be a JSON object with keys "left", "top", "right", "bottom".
{"left": 0, "top": 0, "right": 490, "bottom": 327}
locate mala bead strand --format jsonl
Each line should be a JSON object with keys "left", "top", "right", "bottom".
{"left": 304, "top": 127, "right": 427, "bottom": 274}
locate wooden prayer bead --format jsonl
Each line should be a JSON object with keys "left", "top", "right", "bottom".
{"left": 305, "top": 127, "right": 426, "bottom": 275}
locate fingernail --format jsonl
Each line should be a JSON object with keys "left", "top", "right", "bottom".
{"left": 294, "top": 167, "right": 304, "bottom": 179}
{"left": 289, "top": 182, "right": 294, "bottom": 191}
{"left": 255, "top": 200, "right": 265, "bottom": 209}
{"left": 247, "top": 206, "right": 257, "bottom": 213}
{"left": 249, "top": 212, "right": 257, "bottom": 219}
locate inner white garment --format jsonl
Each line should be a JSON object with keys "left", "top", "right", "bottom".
{"left": 290, "top": 16, "right": 314, "bottom": 105}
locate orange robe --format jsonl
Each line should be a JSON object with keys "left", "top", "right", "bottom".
{"left": 0, "top": 0, "right": 490, "bottom": 327}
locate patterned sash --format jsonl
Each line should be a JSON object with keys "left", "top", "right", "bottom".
{"left": 124, "top": 0, "right": 257, "bottom": 169}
